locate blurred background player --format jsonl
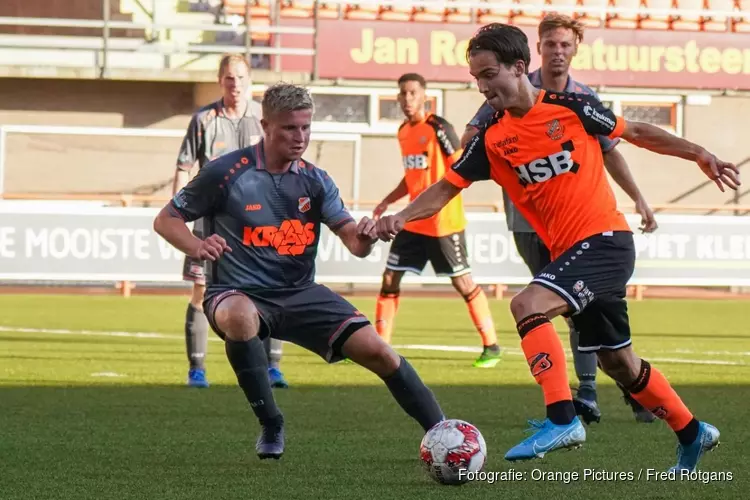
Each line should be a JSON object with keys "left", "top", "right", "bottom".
{"left": 155, "top": 83, "right": 446, "bottom": 460}
{"left": 373, "top": 73, "right": 501, "bottom": 368}
{"left": 173, "top": 54, "right": 288, "bottom": 389}
{"left": 461, "top": 15, "right": 656, "bottom": 423}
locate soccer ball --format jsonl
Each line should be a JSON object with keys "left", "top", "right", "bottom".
{"left": 419, "top": 419, "right": 487, "bottom": 485}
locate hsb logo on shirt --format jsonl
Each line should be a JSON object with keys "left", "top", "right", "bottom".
{"left": 242, "top": 220, "right": 315, "bottom": 256}
{"left": 514, "top": 141, "right": 579, "bottom": 186}
{"left": 402, "top": 154, "right": 428, "bottom": 170}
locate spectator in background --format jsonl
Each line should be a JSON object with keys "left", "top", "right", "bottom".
{"left": 173, "top": 54, "right": 288, "bottom": 389}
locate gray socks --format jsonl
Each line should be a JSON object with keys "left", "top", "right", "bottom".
{"left": 264, "top": 337, "right": 283, "bottom": 370}
{"left": 567, "top": 319, "right": 597, "bottom": 399}
{"left": 185, "top": 303, "right": 209, "bottom": 370}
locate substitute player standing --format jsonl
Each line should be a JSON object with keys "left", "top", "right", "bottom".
{"left": 155, "top": 83, "right": 446, "bottom": 460}
{"left": 173, "top": 54, "right": 288, "bottom": 389}
{"left": 373, "top": 24, "right": 738, "bottom": 471}
{"left": 373, "top": 73, "right": 501, "bottom": 368}
{"left": 460, "top": 15, "right": 656, "bottom": 424}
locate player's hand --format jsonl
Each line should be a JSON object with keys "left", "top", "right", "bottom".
{"left": 635, "top": 198, "right": 658, "bottom": 233}
{"left": 697, "top": 149, "right": 741, "bottom": 192}
{"left": 372, "top": 201, "right": 389, "bottom": 220}
{"left": 356, "top": 216, "right": 378, "bottom": 241}
{"left": 374, "top": 214, "right": 405, "bottom": 242}
{"left": 194, "top": 234, "right": 232, "bottom": 261}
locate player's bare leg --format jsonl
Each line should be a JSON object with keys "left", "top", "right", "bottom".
{"left": 375, "top": 269, "right": 404, "bottom": 344}
{"left": 597, "top": 347, "right": 719, "bottom": 472}
{"left": 213, "top": 294, "right": 284, "bottom": 460}
{"left": 185, "top": 283, "right": 209, "bottom": 388}
{"left": 341, "top": 325, "right": 444, "bottom": 432}
{"left": 504, "top": 284, "right": 585, "bottom": 461}
{"left": 450, "top": 274, "right": 501, "bottom": 368}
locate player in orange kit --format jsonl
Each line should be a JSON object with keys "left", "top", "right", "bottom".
{"left": 372, "top": 73, "right": 501, "bottom": 368}
{"left": 369, "top": 25, "right": 738, "bottom": 470}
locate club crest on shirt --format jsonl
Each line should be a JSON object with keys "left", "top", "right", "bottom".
{"left": 298, "top": 197, "right": 311, "bottom": 213}
{"left": 546, "top": 119, "right": 565, "bottom": 141}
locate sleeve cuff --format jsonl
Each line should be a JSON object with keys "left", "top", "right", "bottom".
{"left": 329, "top": 216, "right": 354, "bottom": 232}
{"left": 444, "top": 168, "right": 472, "bottom": 189}
{"left": 167, "top": 202, "right": 188, "bottom": 220}
{"left": 448, "top": 151, "right": 463, "bottom": 166}
{"left": 609, "top": 116, "right": 626, "bottom": 140}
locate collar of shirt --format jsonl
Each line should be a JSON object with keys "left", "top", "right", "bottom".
{"left": 216, "top": 98, "right": 251, "bottom": 119}
{"left": 255, "top": 139, "right": 302, "bottom": 174}
{"left": 528, "top": 68, "right": 582, "bottom": 93}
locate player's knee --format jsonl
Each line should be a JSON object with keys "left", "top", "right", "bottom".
{"left": 452, "top": 274, "right": 476, "bottom": 297}
{"left": 380, "top": 270, "right": 402, "bottom": 295}
{"left": 190, "top": 284, "right": 206, "bottom": 309}
{"left": 213, "top": 296, "right": 261, "bottom": 342}
{"left": 597, "top": 349, "right": 640, "bottom": 386}
{"left": 371, "top": 343, "right": 401, "bottom": 376}
{"left": 510, "top": 287, "right": 538, "bottom": 320}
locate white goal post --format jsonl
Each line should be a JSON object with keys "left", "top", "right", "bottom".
{"left": 0, "top": 124, "right": 363, "bottom": 206}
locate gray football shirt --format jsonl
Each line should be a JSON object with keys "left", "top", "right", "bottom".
{"left": 169, "top": 140, "right": 354, "bottom": 290}
{"left": 176, "top": 98, "right": 264, "bottom": 171}
{"left": 467, "top": 69, "right": 619, "bottom": 233}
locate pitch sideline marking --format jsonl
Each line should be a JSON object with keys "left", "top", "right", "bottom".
{"left": 0, "top": 326, "right": 746, "bottom": 367}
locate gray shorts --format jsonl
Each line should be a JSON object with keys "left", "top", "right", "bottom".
{"left": 203, "top": 283, "right": 371, "bottom": 363}
{"left": 183, "top": 219, "right": 206, "bottom": 285}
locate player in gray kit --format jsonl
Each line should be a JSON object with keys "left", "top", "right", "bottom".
{"left": 154, "top": 83, "right": 445, "bottom": 460}
{"left": 173, "top": 54, "right": 288, "bottom": 389}
{"left": 460, "top": 16, "right": 658, "bottom": 425}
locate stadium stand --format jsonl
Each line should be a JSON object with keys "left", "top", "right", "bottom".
{"left": 188, "top": 0, "right": 748, "bottom": 31}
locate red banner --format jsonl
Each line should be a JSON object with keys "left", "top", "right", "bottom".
{"left": 280, "top": 19, "right": 750, "bottom": 90}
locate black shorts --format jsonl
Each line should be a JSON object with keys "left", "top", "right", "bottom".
{"left": 530, "top": 231, "right": 636, "bottom": 352}
{"left": 183, "top": 219, "right": 206, "bottom": 285}
{"left": 386, "top": 230, "right": 470, "bottom": 277}
{"left": 203, "top": 283, "right": 370, "bottom": 363}
{"left": 513, "top": 232, "right": 551, "bottom": 276}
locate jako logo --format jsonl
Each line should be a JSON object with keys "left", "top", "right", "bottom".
{"left": 402, "top": 154, "right": 428, "bottom": 170}
{"left": 515, "top": 141, "right": 579, "bottom": 186}
{"left": 242, "top": 220, "right": 315, "bottom": 256}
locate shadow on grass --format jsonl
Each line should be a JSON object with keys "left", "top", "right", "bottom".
{"left": 0, "top": 383, "right": 744, "bottom": 500}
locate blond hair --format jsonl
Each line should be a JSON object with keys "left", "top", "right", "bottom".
{"left": 218, "top": 54, "right": 251, "bottom": 78}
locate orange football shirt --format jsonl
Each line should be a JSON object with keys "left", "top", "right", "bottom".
{"left": 398, "top": 113, "right": 467, "bottom": 237}
{"left": 445, "top": 90, "right": 630, "bottom": 259}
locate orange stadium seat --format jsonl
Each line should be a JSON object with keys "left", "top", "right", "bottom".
{"left": 478, "top": 0, "right": 513, "bottom": 24}
{"left": 345, "top": 3, "right": 380, "bottom": 20}
{"left": 413, "top": 1, "right": 446, "bottom": 23}
{"left": 445, "top": 2, "right": 474, "bottom": 23}
{"left": 547, "top": 0, "right": 581, "bottom": 16}
{"left": 608, "top": 0, "right": 641, "bottom": 28}
{"left": 640, "top": 0, "right": 674, "bottom": 30}
{"left": 577, "top": 0, "right": 608, "bottom": 27}
{"left": 279, "top": 1, "right": 341, "bottom": 19}
{"left": 223, "top": 0, "right": 271, "bottom": 18}
{"left": 671, "top": 0, "right": 704, "bottom": 31}
{"left": 379, "top": 4, "right": 414, "bottom": 21}
{"left": 703, "top": 0, "right": 735, "bottom": 31}
{"left": 734, "top": 0, "right": 750, "bottom": 31}
{"left": 512, "top": 0, "right": 548, "bottom": 26}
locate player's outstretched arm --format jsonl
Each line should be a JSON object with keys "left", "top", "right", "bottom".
{"left": 373, "top": 179, "right": 462, "bottom": 241}
{"left": 603, "top": 148, "right": 657, "bottom": 233}
{"left": 621, "top": 121, "right": 741, "bottom": 192}
{"left": 373, "top": 178, "right": 409, "bottom": 219}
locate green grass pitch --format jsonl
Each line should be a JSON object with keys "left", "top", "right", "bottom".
{"left": 0, "top": 294, "right": 747, "bottom": 499}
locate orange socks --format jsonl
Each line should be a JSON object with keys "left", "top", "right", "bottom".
{"left": 375, "top": 292, "right": 399, "bottom": 344}
{"left": 517, "top": 313, "right": 573, "bottom": 406}
{"left": 464, "top": 286, "right": 498, "bottom": 347}
{"left": 627, "top": 360, "right": 695, "bottom": 433}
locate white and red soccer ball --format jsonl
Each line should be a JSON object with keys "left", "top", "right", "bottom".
{"left": 419, "top": 419, "right": 487, "bottom": 485}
